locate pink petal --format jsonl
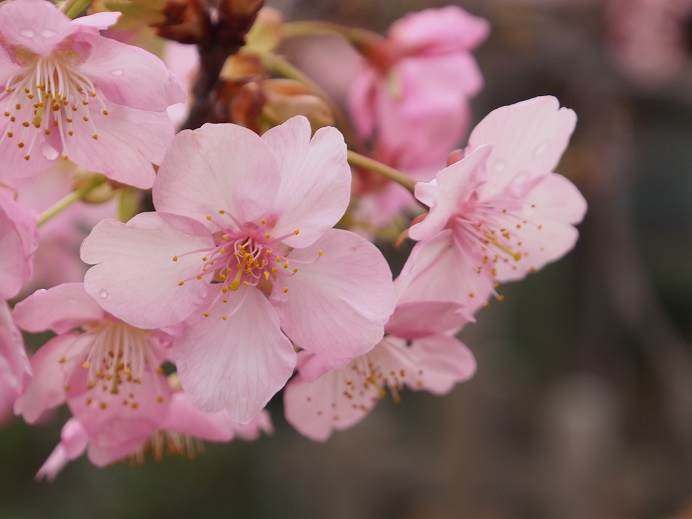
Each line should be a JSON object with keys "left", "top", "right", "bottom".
{"left": 0, "top": 45, "right": 22, "bottom": 85}
{"left": 13, "top": 283, "right": 104, "bottom": 334}
{"left": 275, "top": 229, "right": 396, "bottom": 362}
{"left": 407, "top": 335, "right": 476, "bottom": 394}
{"left": 153, "top": 123, "right": 280, "bottom": 228}
{"left": 409, "top": 146, "right": 491, "bottom": 241}
{"left": 347, "top": 67, "right": 378, "bottom": 139}
{"left": 81, "top": 213, "right": 213, "bottom": 329}
{"left": 35, "top": 418, "right": 88, "bottom": 481}
{"left": 262, "top": 117, "right": 351, "bottom": 248}
{"left": 468, "top": 96, "right": 577, "bottom": 198}
{"left": 72, "top": 12, "right": 122, "bottom": 31}
{"left": 0, "top": 0, "right": 75, "bottom": 56}
{"left": 64, "top": 102, "right": 175, "bottom": 189}
{"left": 0, "top": 299, "right": 30, "bottom": 394}
{"left": 396, "top": 230, "right": 494, "bottom": 314}
{"left": 172, "top": 287, "right": 296, "bottom": 424}
{"left": 386, "top": 301, "right": 469, "bottom": 339}
{"left": 284, "top": 360, "right": 377, "bottom": 442}
{"left": 77, "top": 32, "right": 185, "bottom": 111}
{"left": 390, "top": 6, "right": 490, "bottom": 55}
{"left": 234, "top": 410, "right": 273, "bottom": 441}
{"left": 14, "top": 333, "right": 90, "bottom": 423}
{"left": 161, "top": 392, "right": 236, "bottom": 442}
{"left": 0, "top": 191, "right": 37, "bottom": 299}
{"left": 525, "top": 173, "right": 587, "bottom": 226}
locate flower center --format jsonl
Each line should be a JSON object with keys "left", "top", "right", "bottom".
{"left": 77, "top": 321, "right": 166, "bottom": 411}
{"left": 174, "top": 214, "right": 306, "bottom": 303}
{"left": 0, "top": 53, "right": 108, "bottom": 161}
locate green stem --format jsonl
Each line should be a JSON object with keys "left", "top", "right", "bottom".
{"left": 38, "top": 176, "right": 106, "bottom": 226}
{"left": 282, "top": 21, "right": 382, "bottom": 51}
{"left": 251, "top": 50, "right": 361, "bottom": 149}
{"left": 62, "top": 0, "right": 91, "bottom": 19}
{"left": 347, "top": 151, "right": 416, "bottom": 193}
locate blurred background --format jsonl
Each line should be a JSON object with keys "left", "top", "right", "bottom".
{"left": 3, "top": 0, "right": 692, "bottom": 517}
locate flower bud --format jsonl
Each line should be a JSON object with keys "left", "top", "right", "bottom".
{"left": 217, "top": 0, "right": 265, "bottom": 48}
{"left": 245, "top": 7, "right": 283, "bottom": 53}
{"left": 73, "top": 175, "right": 116, "bottom": 205}
{"left": 261, "top": 79, "right": 334, "bottom": 131}
{"left": 155, "top": 0, "right": 212, "bottom": 45}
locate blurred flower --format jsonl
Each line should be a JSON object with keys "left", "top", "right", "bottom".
{"left": 398, "top": 96, "right": 587, "bottom": 314}
{"left": 36, "top": 391, "right": 272, "bottom": 480}
{"left": 348, "top": 6, "right": 489, "bottom": 168}
{"left": 0, "top": 187, "right": 37, "bottom": 300}
{"left": 0, "top": 0, "right": 184, "bottom": 188}
{"left": 285, "top": 292, "right": 474, "bottom": 441}
{"left": 80, "top": 117, "right": 396, "bottom": 423}
{"left": 164, "top": 41, "right": 199, "bottom": 127}
{"left": 0, "top": 300, "right": 30, "bottom": 425}
{"left": 607, "top": 0, "right": 692, "bottom": 85}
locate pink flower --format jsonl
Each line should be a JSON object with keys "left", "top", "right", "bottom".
{"left": 0, "top": 299, "right": 31, "bottom": 424}
{"left": 348, "top": 6, "right": 489, "bottom": 168}
{"left": 13, "top": 282, "right": 174, "bottom": 459}
{"left": 163, "top": 42, "right": 199, "bottom": 128}
{"left": 36, "top": 393, "right": 272, "bottom": 480}
{"left": 397, "top": 96, "right": 587, "bottom": 314}
{"left": 81, "top": 117, "right": 397, "bottom": 423}
{"left": 284, "top": 295, "right": 475, "bottom": 441}
{"left": 0, "top": 0, "right": 185, "bottom": 188}
{"left": 0, "top": 187, "right": 37, "bottom": 299}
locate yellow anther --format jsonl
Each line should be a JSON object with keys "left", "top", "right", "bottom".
{"left": 283, "top": 287, "right": 289, "bottom": 294}
{"left": 172, "top": 256, "right": 178, "bottom": 262}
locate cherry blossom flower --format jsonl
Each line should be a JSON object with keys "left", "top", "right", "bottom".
{"left": 284, "top": 295, "right": 475, "bottom": 441}
{"left": 13, "top": 283, "right": 174, "bottom": 461}
{"left": 0, "top": 0, "right": 184, "bottom": 188}
{"left": 81, "top": 116, "right": 397, "bottom": 423}
{"left": 397, "top": 96, "right": 587, "bottom": 315}
{"left": 0, "top": 187, "right": 37, "bottom": 300}
{"left": 348, "top": 6, "right": 489, "bottom": 168}
{"left": 36, "top": 392, "right": 272, "bottom": 481}
{"left": 0, "top": 299, "right": 30, "bottom": 424}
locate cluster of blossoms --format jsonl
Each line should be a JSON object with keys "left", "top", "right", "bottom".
{"left": 0, "top": 0, "right": 586, "bottom": 478}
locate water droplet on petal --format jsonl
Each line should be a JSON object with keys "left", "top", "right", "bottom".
{"left": 493, "top": 160, "right": 507, "bottom": 173}
{"left": 36, "top": 289, "right": 47, "bottom": 295}
{"left": 41, "top": 29, "right": 56, "bottom": 38}
{"left": 19, "top": 29, "right": 35, "bottom": 38}
{"left": 533, "top": 142, "right": 549, "bottom": 158}
{"left": 41, "top": 143, "right": 59, "bottom": 161}
{"left": 111, "top": 69, "right": 124, "bottom": 76}
{"left": 99, "top": 289, "right": 109, "bottom": 300}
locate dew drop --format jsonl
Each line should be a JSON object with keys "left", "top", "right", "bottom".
{"left": 36, "top": 289, "right": 47, "bottom": 295}
{"left": 99, "top": 289, "right": 109, "bottom": 300}
{"left": 533, "top": 142, "right": 549, "bottom": 158}
{"left": 111, "top": 69, "right": 124, "bottom": 76}
{"left": 41, "top": 143, "right": 59, "bottom": 161}
{"left": 41, "top": 29, "right": 57, "bottom": 38}
{"left": 19, "top": 29, "right": 35, "bottom": 38}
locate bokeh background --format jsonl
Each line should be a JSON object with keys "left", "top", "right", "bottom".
{"left": 3, "top": 0, "right": 692, "bottom": 517}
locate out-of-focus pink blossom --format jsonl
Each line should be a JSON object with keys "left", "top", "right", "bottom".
{"left": 164, "top": 42, "right": 199, "bottom": 128}
{"left": 36, "top": 394, "right": 272, "bottom": 480}
{"left": 284, "top": 290, "right": 474, "bottom": 441}
{"left": 81, "top": 117, "right": 396, "bottom": 423}
{"left": 0, "top": 0, "right": 184, "bottom": 188}
{"left": 12, "top": 162, "right": 116, "bottom": 294}
{"left": 398, "top": 96, "right": 587, "bottom": 315}
{"left": 608, "top": 0, "right": 692, "bottom": 86}
{"left": 0, "top": 188, "right": 37, "bottom": 299}
{"left": 348, "top": 6, "right": 489, "bottom": 168}
{"left": 0, "top": 299, "right": 30, "bottom": 425}
{"left": 13, "top": 283, "right": 174, "bottom": 461}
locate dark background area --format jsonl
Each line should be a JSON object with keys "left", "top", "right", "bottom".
{"left": 3, "top": 0, "right": 692, "bottom": 517}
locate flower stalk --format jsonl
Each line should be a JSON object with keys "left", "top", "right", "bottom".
{"left": 38, "top": 176, "right": 107, "bottom": 226}
{"left": 62, "top": 0, "right": 92, "bottom": 19}
{"left": 347, "top": 151, "right": 416, "bottom": 193}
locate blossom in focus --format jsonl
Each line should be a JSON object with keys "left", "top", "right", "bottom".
{"left": 284, "top": 290, "right": 474, "bottom": 441}
{"left": 81, "top": 116, "right": 397, "bottom": 423}
{"left": 348, "top": 6, "right": 489, "bottom": 168}
{"left": 0, "top": 299, "right": 30, "bottom": 424}
{"left": 36, "top": 391, "right": 272, "bottom": 480}
{"left": 397, "top": 96, "right": 587, "bottom": 314}
{"left": 0, "top": 0, "right": 185, "bottom": 188}
{"left": 0, "top": 187, "right": 37, "bottom": 300}
{"left": 13, "top": 282, "right": 174, "bottom": 463}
